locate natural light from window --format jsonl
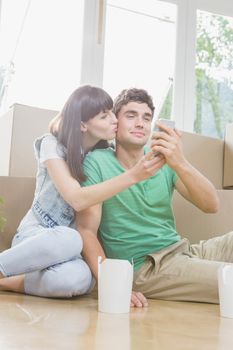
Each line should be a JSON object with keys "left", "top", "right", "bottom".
{"left": 0, "top": 0, "right": 84, "bottom": 112}
{"left": 195, "top": 10, "right": 233, "bottom": 139}
{"left": 103, "top": 0, "right": 177, "bottom": 122}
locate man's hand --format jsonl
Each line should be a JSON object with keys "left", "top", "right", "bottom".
{"left": 151, "top": 122, "right": 185, "bottom": 171}
{"left": 131, "top": 291, "right": 148, "bottom": 308}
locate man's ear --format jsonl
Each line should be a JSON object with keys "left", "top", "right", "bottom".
{"left": 81, "top": 121, "right": 87, "bottom": 133}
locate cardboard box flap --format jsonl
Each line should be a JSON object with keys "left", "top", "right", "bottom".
{"left": 223, "top": 123, "right": 233, "bottom": 188}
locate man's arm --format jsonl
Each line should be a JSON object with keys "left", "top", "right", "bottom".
{"left": 174, "top": 165, "right": 219, "bottom": 213}
{"left": 77, "top": 205, "right": 148, "bottom": 308}
{"left": 76, "top": 204, "right": 105, "bottom": 280}
{"left": 152, "top": 122, "right": 219, "bottom": 213}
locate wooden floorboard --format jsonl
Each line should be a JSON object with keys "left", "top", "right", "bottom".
{"left": 0, "top": 292, "right": 232, "bottom": 349}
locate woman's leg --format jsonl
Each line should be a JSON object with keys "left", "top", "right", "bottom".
{"left": 24, "top": 258, "right": 93, "bottom": 298}
{"left": 0, "top": 257, "right": 94, "bottom": 297}
{"left": 0, "top": 226, "right": 83, "bottom": 278}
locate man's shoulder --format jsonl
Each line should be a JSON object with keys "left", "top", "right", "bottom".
{"left": 82, "top": 147, "right": 116, "bottom": 185}
{"left": 84, "top": 147, "right": 115, "bottom": 163}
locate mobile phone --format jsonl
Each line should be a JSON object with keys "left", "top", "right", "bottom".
{"left": 150, "top": 119, "right": 176, "bottom": 157}
{"left": 155, "top": 118, "right": 175, "bottom": 131}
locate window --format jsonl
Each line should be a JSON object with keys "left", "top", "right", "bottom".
{"left": 103, "top": 0, "right": 177, "bottom": 121}
{"left": 195, "top": 9, "right": 233, "bottom": 138}
{"left": 0, "top": 0, "right": 84, "bottom": 112}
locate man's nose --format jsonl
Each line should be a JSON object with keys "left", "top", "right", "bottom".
{"left": 135, "top": 117, "right": 144, "bottom": 127}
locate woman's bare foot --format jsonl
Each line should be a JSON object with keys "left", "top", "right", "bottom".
{"left": 0, "top": 275, "right": 25, "bottom": 293}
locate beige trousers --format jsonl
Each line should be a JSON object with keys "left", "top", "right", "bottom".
{"left": 133, "top": 231, "right": 233, "bottom": 303}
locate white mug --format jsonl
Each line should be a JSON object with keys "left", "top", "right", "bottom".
{"left": 218, "top": 264, "right": 233, "bottom": 318}
{"left": 98, "top": 257, "right": 133, "bottom": 314}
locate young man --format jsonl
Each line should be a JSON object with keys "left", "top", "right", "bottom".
{"left": 77, "top": 88, "right": 232, "bottom": 307}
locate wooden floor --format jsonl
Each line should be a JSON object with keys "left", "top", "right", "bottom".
{"left": 0, "top": 292, "right": 233, "bottom": 349}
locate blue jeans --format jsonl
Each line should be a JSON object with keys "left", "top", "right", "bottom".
{"left": 0, "top": 226, "right": 93, "bottom": 298}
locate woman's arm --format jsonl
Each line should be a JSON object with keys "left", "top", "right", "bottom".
{"left": 44, "top": 152, "right": 165, "bottom": 212}
{"left": 76, "top": 204, "right": 105, "bottom": 279}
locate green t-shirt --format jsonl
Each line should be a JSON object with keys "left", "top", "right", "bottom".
{"left": 82, "top": 147, "right": 181, "bottom": 270}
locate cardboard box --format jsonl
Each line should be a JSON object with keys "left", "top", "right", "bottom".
{"left": 0, "top": 103, "right": 57, "bottom": 177}
{"left": 223, "top": 123, "right": 233, "bottom": 188}
{"left": 173, "top": 190, "right": 233, "bottom": 243}
{"left": 181, "top": 132, "right": 224, "bottom": 189}
{"left": 0, "top": 176, "right": 35, "bottom": 251}
{"left": 0, "top": 103, "right": 228, "bottom": 185}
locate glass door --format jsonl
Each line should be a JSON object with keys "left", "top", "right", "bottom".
{"left": 194, "top": 9, "right": 233, "bottom": 138}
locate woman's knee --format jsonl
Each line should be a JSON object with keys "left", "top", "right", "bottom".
{"left": 48, "top": 226, "right": 83, "bottom": 256}
{"left": 25, "top": 259, "right": 93, "bottom": 298}
{"left": 45, "top": 260, "right": 93, "bottom": 298}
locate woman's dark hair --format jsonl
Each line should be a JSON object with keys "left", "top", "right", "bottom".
{"left": 50, "top": 85, "right": 113, "bottom": 182}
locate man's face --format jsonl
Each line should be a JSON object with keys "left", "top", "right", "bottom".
{"left": 116, "top": 101, "right": 153, "bottom": 148}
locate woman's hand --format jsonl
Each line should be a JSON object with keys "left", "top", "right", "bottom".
{"left": 131, "top": 291, "right": 148, "bottom": 308}
{"left": 129, "top": 153, "right": 166, "bottom": 183}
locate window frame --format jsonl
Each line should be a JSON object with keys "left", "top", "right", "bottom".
{"left": 175, "top": 0, "right": 233, "bottom": 131}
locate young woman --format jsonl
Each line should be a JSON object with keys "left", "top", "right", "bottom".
{"left": 0, "top": 85, "right": 164, "bottom": 298}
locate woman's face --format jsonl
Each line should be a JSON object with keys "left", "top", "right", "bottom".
{"left": 84, "top": 110, "right": 118, "bottom": 141}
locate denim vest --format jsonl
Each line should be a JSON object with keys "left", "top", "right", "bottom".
{"left": 31, "top": 134, "right": 75, "bottom": 228}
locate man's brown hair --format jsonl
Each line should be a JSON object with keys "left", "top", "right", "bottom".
{"left": 113, "top": 88, "right": 155, "bottom": 117}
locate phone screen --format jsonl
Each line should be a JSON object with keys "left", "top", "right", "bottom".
{"left": 150, "top": 119, "right": 176, "bottom": 157}
{"left": 155, "top": 119, "right": 175, "bottom": 131}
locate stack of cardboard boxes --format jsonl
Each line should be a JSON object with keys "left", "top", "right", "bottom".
{"left": 0, "top": 104, "right": 233, "bottom": 251}
{"left": 173, "top": 128, "right": 233, "bottom": 242}
{"left": 0, "top": 104, "right": 57, "bottom": 250}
